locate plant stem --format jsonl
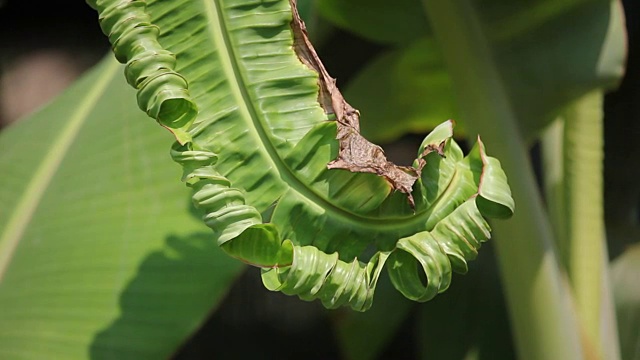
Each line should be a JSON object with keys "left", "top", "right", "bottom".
{"left": 421, "top": 1, "right": 584, "bottom": 359}
{"left": 562, "top": 91, "right": 620, "bottom": 360}
{"left": 541, "top": 118, "right": 567, "bottom": 249}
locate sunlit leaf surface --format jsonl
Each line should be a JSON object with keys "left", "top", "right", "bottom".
{"left": 0, "top": 58, "right": 243, "bottom": 359}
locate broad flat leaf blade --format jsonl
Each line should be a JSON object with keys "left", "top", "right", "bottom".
{"left": 316, "top": 0, "right": 429, "bottom": 44}
{"left": 0, "top": 57, "right": 243, "bottom": 359}
{"left": 480, "top": 0, "right": 627, "bottom": 138}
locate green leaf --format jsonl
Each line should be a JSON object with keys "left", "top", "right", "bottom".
{"left": 334, "top": 0, "right": 626, "bottom": 142}
{"left": 88, "top": 0, "right": 198, "bottom": 144}
{"left": 0, "top": 58, "right": 243, "bottom": 359}
{"left": 89, "top": 0, "right": 514, "bottom": 311}
{"left": 422, "top": 0, "right": 627, "bottom": 358}
{"left": 347, "top": 38, "right": 463, "bottom": 143}
{"left": 316, "top": 0, "right": 430, "bottom": 44}
{"left": 496, "top": 0, "right": 624, "bottom": 137}
{"left": 477, "top": 0, "right": 627, "bottom": 139}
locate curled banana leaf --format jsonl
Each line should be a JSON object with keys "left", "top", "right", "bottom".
{"left": 88, "top": 0, "right": 514, "bottom": 311}
{"left": 87, "top": 0, "right": 197, "bottom": 144}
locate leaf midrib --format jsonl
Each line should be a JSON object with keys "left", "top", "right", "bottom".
{"left": 204, "top": 0, "right": 432, "bottom": 231}
{"left": 0, "top": 60, "right": 120, "bottom": 282}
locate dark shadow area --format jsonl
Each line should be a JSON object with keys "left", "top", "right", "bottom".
{"left": 89, "top": 230, "right": 243, "bottom": 360}
{"left": 174, "top": 267, "right": 341, "bottom": 360}
{"left": 0, "top": 1, "right": 106, "bottom": 52}
{"left": 0, "top": 1, "right": 108, "bottom": 128}
{"left": 411, "top": 241, "right": 516, "bottom": 360}
{"left": 315, "top": 27, "right": 386, "bottom": 88}
{"left": 604, "top": 0, "right": 640, "bottom": 260}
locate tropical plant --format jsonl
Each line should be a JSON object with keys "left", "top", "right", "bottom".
{"left": 0, "top": 0, "right": 635, "bottom": 360}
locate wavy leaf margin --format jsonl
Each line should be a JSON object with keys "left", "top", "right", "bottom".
{"left": 86, "top": 0, "right": 198, "bottom": 144}
{"left": 89, "top": 0, "right": 514, "bottom": 311}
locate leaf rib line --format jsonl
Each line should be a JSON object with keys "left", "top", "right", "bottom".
{"left": 0, "top": 60, "right": 121, "bottom": 282}
{"left": 202, "top": 0, "right": 434, "bottom": 230}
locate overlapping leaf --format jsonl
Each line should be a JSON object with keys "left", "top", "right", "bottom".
{"left": 88, "top": 0, "right": 514, "bottom": 311}
{"left": 316, "top": 0, "right": 430, "bottom": 44}
{"left": 345, "top": 38, "right": 462, "bottom": 142}
{"left": 328, "top": 0, "right": 626, "bottom": 143}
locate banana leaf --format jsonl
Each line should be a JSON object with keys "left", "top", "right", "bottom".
{"left": 326, "top": 0, "right": 626, "bottom": 142}
{"left": 87, "top": 0, "right": 514, "bottom": 312}
{"left": 0, "top": 58, "right": 243, "bottom": 359}
{"left": 316, "top": 0, "right": 430, "bottom": 45}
